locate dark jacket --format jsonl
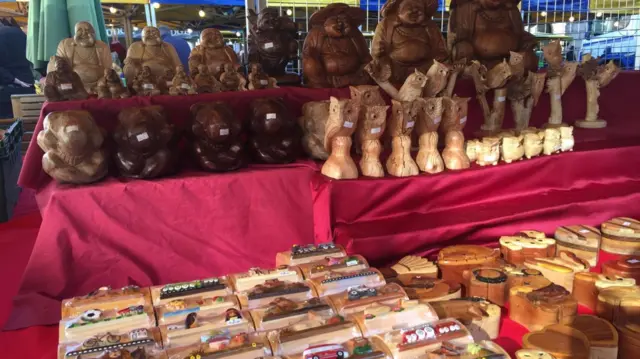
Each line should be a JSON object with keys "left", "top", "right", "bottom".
{"left": 0, "top": 26, "right": 34, "bottom": 86}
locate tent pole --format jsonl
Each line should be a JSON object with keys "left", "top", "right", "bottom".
{"left": 150, "top": 5, "right": 157, "bottom": 27}
{"left": 144, "top": 4, "right": 152, "bottom": 26}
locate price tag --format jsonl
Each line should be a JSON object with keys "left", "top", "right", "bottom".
{"left": 628, "top": 259, "right": 640, "bottom": 264}
{"left": 260, "top": 79, "right": 268, "bottom": 85}
{"left": 434, "top": 117, "right": 441, "bottom": 124}
{"left": 60, "top": 83, "right": 73, "bottom": 90}
{"left": 497, "top": 96, "right": 506, "bottom": 102}
{"left": 266, "top": 113, "right": 277, "bottom": 120}
{"left": 136, "top": 132, "right": 149, "bottom": 142}
{"left": 370, "top": 127, "right": 381, "bottom": 134}
{"left": 220, "top": 128, "right": 229, "bottom": 136}
{"left": 344, "top": 121, "right": 353, "bottom": 128}
{"left": 460, "top": 116, "right": 467, "bottom": 124}
{"left": 231, "top": 145, "right": 241, "bottom": 152}
{"left": 264, "top": 42, "right": 274, "bottom": 49}
{"left": 65, "top": 125, "right": 79, "bottom": 133}
{"left": 579, "top": 229, "right": 590, "bottom": 234}
{"left": 143, "top": 84, "right": 154, "bottom": 90}
{"left": 181, "top": 84, "right": 191, "bottom": 89}
{"left": 406, "top": 121, "right": 415, "bottom": 128}
{"left": 623, "top": 221, "right": 631, "bottom": 226}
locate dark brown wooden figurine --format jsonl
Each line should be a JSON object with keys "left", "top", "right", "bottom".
{"left": 189, "top": 102, "right": 245, "bottom": 172}
{"left": 44, "top": 56, "right": 89, "bottom": 102}
{"left": 131, "top": 66, "right": 163, "bottom": 96}
{"left": 247, "top": 8, "right": 299, "bottom": 84}
{"left": 114, "top": 106, "right": 177, "bottom": 179}
{"left": 370, "top": 0, "right": 448, "bottom": 84}
{"left": 248, "top": 63, "right": 278, "bottom": 90}
{"left": 96, "top": 69, "right": 130, "bottom": 99}
{"left": 169, "top": 65, "right": 197, "bottom": 95}
{"left": 194, "top": 64, "right": 222, "bottom": 94}
{"left": 219, "top": 63, "right": 247, "bottom": 91}
{"left": 189, "top": 28, "right": 241, "bottom": 77}
{"left": 449, "top": 0, "right": 538, "bottom": 72}
{"left": 249, "top": 98, "right": 301, "bottom": 164}
{"left": 302, "top": 3, "right": 373, "bottom": 88}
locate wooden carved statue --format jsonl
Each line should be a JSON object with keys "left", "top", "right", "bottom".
{"left": 441, "top": 96, "right": 471, "bottom": 170}
{"left": 219, "top": 63, "right": 248, "bottom": 91}
{"left": 370, "top": 0, "right": 448, "bottom": 85}
{"left": 423, "top": 60, "right": 452, "bottom": 98}
{"left": 123, "top": 26, "right": 182, "bottom": 86}
{"left": 415, "top": 97, "right": 445, "bottom": 173}
{"left": 249, "top": 98, "right": 301, "bottom": 164}
{"left": 114, "top": 106, "right": 177, "bottom": 179}
{"left": 575, "top": 55, "right": 620, "bottom": 129}
{"left": 321, "top": 96, "right": 361, "bottom": 179}
{"left": 44, "top": 56, "right": 89, "bottom": 102}
{"left": 46, "top": 21, "right": 113, "bottom": 94}
{"left": 161, "top": 68, "right": 176, "bottom": 94}
{"left": 475, "top": 137, "right": 500, "bottom": 166}
{"left": 543, "top": 41, "right": 578, "bottom": 128}
{"left": 366, "top": 66, "right": 428, "bottom": 102}
{"left": 247, "top": 8, "right": 299, "bottom": 84}
{"left": 443, "top": 130, "right": 470, "bottom": 170}
{"left": 542, "top": 127, "right": 561, "bottom": 155}
{"left": 523, "top": 129, "right": 544, "bottom": 159}
{"left": 169, "top": 65, "right": 197, "bottom": 96}
{"left": 37, "top": 111, "right": 107, "bottom": 184}
{"left": 463, "top": 59, "right": 512, "bottom": 135}
{"left": 350, "top": 85, "right": 386, "bottom": 153}
{"left": 189, "top": 102, "right": 246, "bottom": 172}
{"left": 299, "top": 101, "right": 331, "bottom": 160}
{"left": 131, "top": 66, "right": 162, "bottom": 96}
{"left": 357, "top": 105, "right": 389, "bottom": 177}
{"left": 189, "top": 28, "right": 240, "bottom": 78}
{"left": 194, "top": 64, "right": 222, "bottom": 94}
{"left": 501, "top": 134, "right": 524, "bottom": 163}
{"left": 247, "top": 63, "right": 278, "bottom": 90}
{"left": 96, "top": 69, "right": 130, "bottom": 99}
{"left": 302, "top": 3, "right": 372, "bottom": 88}
{"left": 387, "top": 99, "right": 420, "bottom": 177}
{"left": 448, "top": 0, "right": 538, "bottom": 72}
{"left": 507, "top": 52, "right": 547, "bottom": 131}
{"left": 559, "top": 125, "right": 574, "bottom": 152}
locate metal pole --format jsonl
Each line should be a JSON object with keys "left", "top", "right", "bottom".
{"left": 150, "top": 5, "right": 157, "bottom": 27}
{"left": 144, "top": 4, "right": 152, "bottom": 26}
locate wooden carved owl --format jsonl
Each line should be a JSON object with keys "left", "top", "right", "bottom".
{"left": 398, "top": 69, "right": 428, "bottom": 102}
{"left": 415, "top": 97, "right": 444, "bottom": 133}
{"left": 424, "top": 60, "right": 451, "bottom": 97}
{"left": 441, "top": 96, "right": 471, "bottom": 133}
{"left": 299, "top": 100, "right": 330, "bottom": 160}
{"left": 509, "top": 51, "right": 526, "bottom": 80}
{"left": 388, "top": 99, "right": 419, "bottom": 137}
{"left": 597, "top": 61, "right": 620, "bottom": 87}
{"left": 349, "top": 85, "right": 385, "bottom": 107}
{"left": 323, "top": 96, "right": 361, "bottom": 153}
{"left": 561, "top": 62, "right": 579, "bottom": 94}
{"left": 543, "top": 40, "right": 563, "bottom": 70}
{"left": 358, "top": 105, "right": 389, "bottom": 142}
{"left": 486, "top": 60, "right": 513, "bottom": 90}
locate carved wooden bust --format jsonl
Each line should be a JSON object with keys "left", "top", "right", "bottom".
{"left": 302, "top": 3, "right": 373, "bottom": 88}
{"left": 123, "top": 26, "right": 182, "bottom": 86}
{"left": 189, "top": 28, "right": 240, "bottom": 78}
{"left": 189, "top": 102, "right": 246, "bottom": 172}
{"left": 46, "top": 21, "right": 113, "bottom": 94}
{"left": 449, "top": 0, "right": 538, "bottom": 71}
{"left": 249, "top": 98, "right": 301, "bottom": 164}
{"left": 371, "top": 0, "right": 448, "bottom": 84}
{"left": 248, "top": 8, "right": 299, "bottom": 82}
{"left": 114, "top": 106, "right": 177, "bottom": 179}
{"left": 44, "top": 56, "right": 89, "bottom": 102}
{"left": 37, "top": 111, "right": 107, "bottom": 184}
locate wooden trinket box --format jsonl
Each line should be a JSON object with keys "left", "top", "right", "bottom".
{"left": 251, "top": 297, "right": 335, "bottom": 332}
{"left": 61, "top": 286, "right": 152, "bottom": 319}
{"left": 58, "top": 327, "right": 165, "bottom": 359}
{"left": 328, "top": 283, "right": 408, "bottom": 316}
{"left": 554, "top": 225, "right": 601, "bottom": 267}
{"left": 572, "top": 272, "right": 636, "bottom": 310}
{"left": 377, "top": 319, "right": 474, "bottom": 359}
{"left": 298, "top": 255, "right": 369, "bottom": 280}
{"left": 394, "top": 276, "right": 462, "bottom": 301}
{"left": 523, "top": 324, "right": 591, "bottom": 359}
{"left": 160, "top": 308, "right": 255, "bottom": 349}
{"left": 601, "top": 217, "right": 640, "bottom": 255}
{"left": 510, "top": 283, "right": 578, "bottom": 331}
{"left": 505, "top": 267, "right": 552, "bottom": 294}
{"left": 515, "top": 349, "right": 557, "bottom": 359}
{"left": 230, "top": 266, "right": 304, "bottom": 293}
{"left": 462, "top": 268, "right": 508, "bottom": 306}
{"left": 616, "top": 321, "right": 640, "bottom": 359}
{"left": 437, "top": 245, "right": 501, "bottom": 285}
{"left": 311, "top": 268, "right": 386, "bottom": 297}
{"left": 596, "top": 286, "right": 640, "bottom": 324}
{"left": 150, "top": 276, "right": 231, "bottom": 306}
{"left": 155, "top": 294, "right": 240, "bottom": 325}
{"left": 269, "top": 318, "right": 362, "bottom": 357}
{"left": 165, "top": 333, "right": 272, "bottom": 359}
{"left": 425, "top": 340, "right": 510, "bottom": 359}
{"left": 379, "top": 255, "right": 439, "bottom": 283}
{"left": 275, "top": 242, "right": 347, "bottom": 266}
{"left": 351, "top": 300, "right": 438, "bottom": 337}
{"left": 499, "top": 234, "right": 556, "bottom": 265}
{"left": 429, "top": 298, "right": 501, "bottom": 341}
{"left": 567, "top": 315, "right": 618, "bottom": 359}
{"left": 602, "top": 256, "right": 640, "bottom": 282}
{"left": 236, "top": 279, "right": 317, "bottom": 310}
{"left": 523, "top": 251, "right": 589, "bottom": 291}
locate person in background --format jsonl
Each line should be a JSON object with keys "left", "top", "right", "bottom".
{"left": 566, "top": 45, "right": 576, "bottom": 62}
{"left": 159, "top": 26, "right": 191, "bottom": 74}
{"left": 0, "top": 18, "right": 35, "bottom": 119}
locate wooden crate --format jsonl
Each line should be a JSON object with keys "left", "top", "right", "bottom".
{"left": 10, "top": 94, "right": 44, "bottom": 123}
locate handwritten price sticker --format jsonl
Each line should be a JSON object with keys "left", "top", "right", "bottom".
{"left": 264, "top": 42, "right": 274, "bottom": 49}
{"left": 60, "top": 83, "right": 73, "bottom": 90}
{"left": 136, "top": 132, "right": 149, "bottom": 142}
{"left": 371, "top": 127, "right": 381, "bottom": 134}
{"left": 344, "top": 121, "right": 353, "bottom": 128}
{"left": 460, "top": 116, "right": 467, "bottom": 124}
{"left": 260, "top": 79, "right": 268, "bottom": 85}
{"left": 497, "top": 96, "right": 506, "bottom": 102}
{"left": 434, "top": 117, "right": 441, "bottom": 124}
{"left": 220, "top": 128, "right": 230, "bottom": 136}
{"left": 266, "top": 113, "right": 277, "bottom": 120}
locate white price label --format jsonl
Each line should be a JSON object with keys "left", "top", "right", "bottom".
{"left": 60, "top": 83, "right": 73, "bottom": 90}
{"left": 344, "top": 121, "right": 353, "bottom": 128}
{"left": 497, "top": 96, "right": 506, "bottom": 102}
{"left": 136, "top": 132, "right": 149, "bottom": 142}
{"left": 266, "top": 113, "right": 277, "bottom": 120}
{"left": 623, "top": 221, "right": 631, "bottom": 226}
{"left": 406, "top": 121, "right": 415, "bottom": 128}
{"left": 628, "top": 259, "right": 640, "bottom": 264}
{"left": 579, "top": 229, "right": 590, "bottom": 234}
{"left": 181, "top": 84, "right": 191, "bottom": 89}
{"left": 370, "top": 127, "right": 381, "bottom": 134}
{"left": 460, "top": 116, "right": 467, "bottom": 124}
{"left": 220, "top": 128, "right": 229, "bottom": 136}
{"left": 231, "top": 145, "right": 241, "bottom": 152}
{"left": 143, "top": 84, "right": 154, "bottom": 90}
{"left": 260, "top": 79, "right": 268, "bottom": 85}
{"left": 65, "top": 125, "right": 79, "bottom": 133}
{"left": 434, "top": 117, "right": 441, "bottom": 124}
{"left": 264, "top": 42, "right": 274, "bottom": 49}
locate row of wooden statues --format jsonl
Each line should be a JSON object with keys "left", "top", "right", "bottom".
{"left": 36, "top": 99, "right": 301, "bottom": 184}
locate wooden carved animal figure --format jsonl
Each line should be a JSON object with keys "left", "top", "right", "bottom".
{"left": 415, "top": 97, "right": 445, "bottom": 174}
{"left": 423, "top": 59, "right": 451, "bottom": 97}
{"left": 350, "top": 85, "right": 386, "bottom": 107}
{"left": 466, "top": 139, "right": 481, "bottom": 162}
{"left": 386, "top": 99, "right": 419, "bottom": 177}
{"left": 366, "top": 63, "right": 427, "bottom": 102}
{"left": 543, "top": 40, "right": 563, "bottom": 72}
{"left": 476, "top": 137, "right": 500, "bottom": 166}
{"left": 559, "top": 125, "right": 574, "bottom": 152}
{"left": 597, "top": 60, "right": 620, "bottom": 87}
{"left": 96, "top": 69, "right": 130, "bottom": 99}
{"left": 161, "top": 68, "right": 176, "bottom": 94}
{"left": 524, "top": 131, "right": 544, "bottom": 159}
{"left": 501, "top": 135, "right": 524, "bottom": 163}
{"left": 44, "top": 56, "right": 89, "bottom": 102}
{"left": 543, "top": 128, "right": 561, "bottom": 155}
{"left": 509, "top": 51, "right": 526, "bottom": 80}
{"left": 299, "top": 101, "right": 330, "bottom": 160}
{"left": 248, "top": 98, "right": 301, "bottom": 164}
{"left": 321, "top": 97, "right": 361, "bottom": 180}
{"left": 357, "top": 105, "right": 389, "bottom": 177}
{"left": 442, "top": 130, "right": 470, "bottom": 170}
{"left": 441, "top": 96, "right": 471, "bottom": 133}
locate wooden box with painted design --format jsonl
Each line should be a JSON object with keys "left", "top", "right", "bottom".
{"left": 310, "top": 268, "right": 386, "bottom": 297}
{"left": 298, "top": 255, "right": 369, "bottom": 280}
{"left": 392, "top": 276, "right": 462, "bottom": 302}
{"left": 509, "top": 283, "right": 578, "bottom": 331}
{"left": 600, "top": 217, "right": 640, "bottom": 255}
{"left": 236, "top": 279, "right": 317, "bottom": 310}
{"left": 504, "top": 267, "right": 552, "bottom": 294}
{"left": 554, "top": 225, "right": 601, "bottom": 267}
{"left": 572, "top": 272, "right": 635, "bottom": 310}
{"left": 251, "top": 297, "right": 335, "bottom": 332}
{"left": 616, "top": 321, "right": 640, "bottom": 359}
{"left": 327, "top": 283, "right": 408, "bottom": 316}
{"left": 515, "top": 349, "right": 556, "bottom": 359}
{"left": 275, "top": 243, "right": 347, "bottom": 267}
{"left": 229, "top": 266, "right": 304, "bottom": 293}
{"left": 351, "top": 299, "right": 438, "bottom": 337}
{"left": 268, "top": 318, "right": 362, "bottom": 357}
{"left": 428, "top": 297, "right": 501, "bottom": 341}
{"left": 164, "top": 332, "right": 272, "bottom": 359}
{"left": 522, "top": 324, "right": 591, "bottom": 359}
{"left": 150, "top": 277, "right": 232, "bottom": 306}
{"left": 155, "top": 294, "right": 240, "bottom": 325}
{"left": 437, "top": 245, "right": 501, "bottom": 285}
{"left": 424, "top": 340, "right": 511, "bottom": 358}
{"left": 58, "top": 327, "right": 165, "bottom": 359}
{"left": 523, "top": 251, "right": 589, "bottom": 291}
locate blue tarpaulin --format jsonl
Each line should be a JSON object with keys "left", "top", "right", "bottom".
{"left": 521, "top": 0, "right": 590, "bottom": 12}
{"left": 360, "top": 0, "right": 447, "bottom": 12}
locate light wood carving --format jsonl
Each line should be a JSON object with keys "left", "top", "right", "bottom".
{"left": 543, "top": 41, "right": 578, "bottom": 128}
{"left": 365, "top": 62, "right": 427, "bottom": 102}
{"left": 321, "top": 97, "right": 361, "bottom": 180}
{"left": 414, "top": 97, "right": 445, "bottom": 174}
{"left": 357, "top": 105, "right": 389, "bottom": 177}
{"left": 542, "top": 128, "right": 561, "bottom": 155}
{"left": 464, "top": 60, "right": 512, "bottom": 135}
{"left": 575, "top": 56, "right": 620, "bottom": 129}
{"left": 386, "top": 100, "right": 419, "bottom": 177}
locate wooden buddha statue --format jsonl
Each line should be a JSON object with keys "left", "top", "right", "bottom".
{"left": 189, "top": 28, "right": 240, "bottom": 78}
{"left": 370, "top": 0, "right": 448, "bottom": 85}
{"left": 302, "top": 3, "right": 373, "bottom": 88}
{"left": 123, "top": 26, "right": 182, "bottom": 86}
{"left": 46, "top": 21, "right": 113, "bottom": 94}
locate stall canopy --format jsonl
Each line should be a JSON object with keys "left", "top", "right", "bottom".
{"left": 27, "top": 0, "right": 108, "bottom": 70}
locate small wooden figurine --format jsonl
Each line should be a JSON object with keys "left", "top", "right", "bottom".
{"left": 386, "top": 99, "right": 419, "bottom": 177}
{"left": 522, "top": 324, "right": 590, "bottom": 359}
{"left": 188, "top": 28, "right": 240, "bottom": 78}
{"left": 600, "top": 217, "right": 640, "bottom": 255}
{"left": 114, "top": 106, "right": 177, "bottom": 179}
{"left": 366, "top": 65, "right": 428, "bottom": 102}
{"left": 543, "top": 41, "right": 579, "bottom": 128}
{"left": 441, "top": 96, "right": 472, "bottom": 170}
{"left": 463, "top": 60, "right": 512, "bottom": 136}
{"left": 123, "top": 26, "right": 182, "bottom": 86}
{"left": 465, "top": 139, "right": 480, "bottom": 162}
{"left": 475, "top": 136, "right": 500, "bottom": 166}
{"left": 357, "top": 105, "right": 389, "bottom": 177}
{"left": 596, "top": 286, "right": 640, "bottom": 324}
{"left": 96, "top": 69, "right": 130, "bottom": 99}
{"left": 321, "top": 97, "right": 361, "bottom": 180}
{"left": 44, "top": 56, "right": 89, "bottom": 102}
{"left": 37, "top": 111, "right": 107, "bottom": 184}
{"left": 510, "top": 283, "right": 578, "bottom": 331}
{"left": 415, "top": 97, "right": 445, "bottom": 174}
{"left": 508, "top": 68, "right": 547, "bottom": 131}
{"left": 501, "top": 134, "right": 525, "bottom": 163}
{"left": 576, "top": 55, "right": 620, "bottom": 129}
{"left": 523, "top": 130, "right": 545, "bottom": 159}
{"left": 462, "top": 268, "right": 508, "bottom": 306}
{"left": 248, "top": 98, "right": 301, "bottom": 164}
{"left": 559, "top": 125, "right": 574, "bottom": 152}
{"left": 219, "top": 63, "right": 247, "bottom": 91}
{"left": 602, "top": 256, "right": 640, "bottom": 283}
{"left": 437, "top": 245, "right": 501, "bottom": 285}
{"left": 572, "top": 272, "right": 636, "bottom": 311}
{"left": 429, "top": 298, "right": 501, "bottom": 340}
{"left": 161, "top": 68, "right": 175, "bottom": 94}
{"left": 131, "top": 66, "right": 162, "bottom": 96}
{"left": 299, "top": 101, "right": 330, "bottom": 160}
{"left": 168, "top": 65, "right": 197, "bottom": 96}
{"left": 247, "top": 63, "right": 278, "bottom": 90}
{"left": 194, "top": 64, "right": 222, "bottom": 94}
{"left": 554, "top": 225, "right": 601, "bottom": 267}
{"left": 543, "top": 127, "right": 561, "bottom": 155}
